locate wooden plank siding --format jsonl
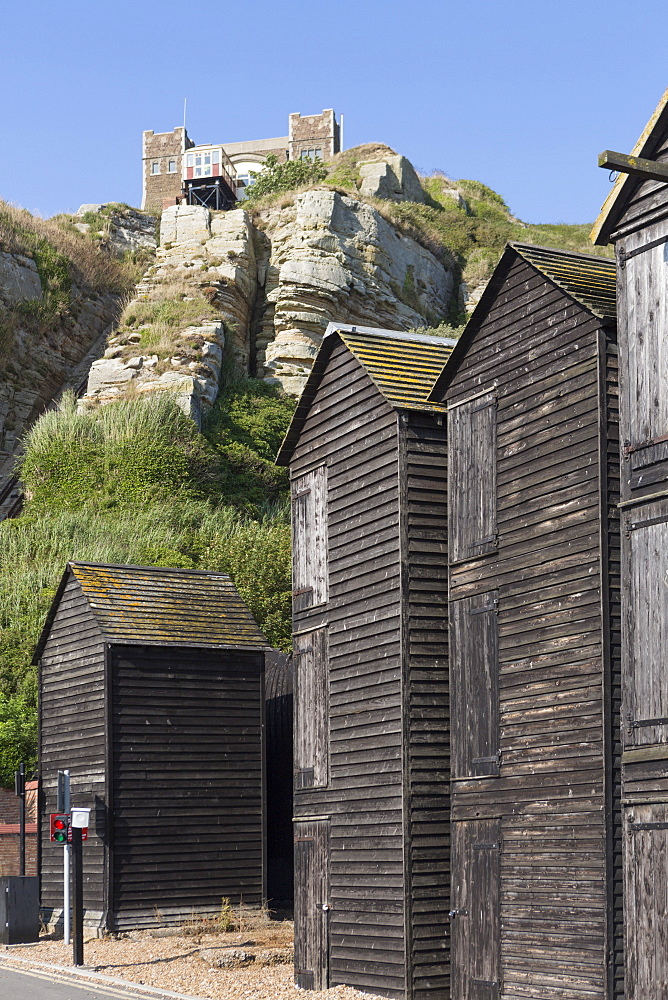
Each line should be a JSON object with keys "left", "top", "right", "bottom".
{"left": 288, "top": 337, "right": 450, "bottom": 1000}
{"left": 435, "top": 249, "right": 621, "bottom": 1000}
{"left": 403, "top": 412, "right": 450, "bottom": 1000}
{"left": 37, "top": 565, "right": 268, "bottom": 932}
{"left": 39, "top": 576, "right": 108, "bottom": 927}
{"left": 109, "top": 646, "right": 265, "bottom": 929}
{"left": 595, "top": 97, "right": 668, "bottom": 998}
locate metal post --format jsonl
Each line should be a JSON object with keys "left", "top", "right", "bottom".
{"left": 15, "top": 763, "right": 25, "bottom": 876}
{"left": 58, "top": 770, "right": 71, "bottom": 944}
{"left": 71, "top": 826, "right": 83, "bottom": 966}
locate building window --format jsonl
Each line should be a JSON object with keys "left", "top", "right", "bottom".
{"left": 315, "top": 149, "right": 322, "bottom": 159}
{"left": 151, "top": 161, "right": 160, "bottom": 175}
{"left": 168, "top": 160, "right": 176, "bottom": 173}
{"left": 186, "top": 153, "right": 194, "bottom": 167}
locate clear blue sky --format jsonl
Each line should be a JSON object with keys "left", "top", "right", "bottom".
{"left": 1, "top": 0, "right": 667, "bottom": 225}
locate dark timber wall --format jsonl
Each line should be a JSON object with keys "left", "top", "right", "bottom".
{"left": 433, "top": 248, "right": 621, "bottom": 1000}
{"left": 39, "top": 575, "right": 108, "bottom": 926}
{"left": 38, "top": 565, "right": 267, "bottom": 932}
{"left": 594, "top": 95, "right": 668, "bottom": 1000}
{"left": 286, "top": 336, "right": 450, "bottom": 1000}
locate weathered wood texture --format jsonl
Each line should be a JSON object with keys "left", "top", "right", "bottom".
{"left": 448, "top": 394, "right": 496, "bottom": 563}
{"left": 290, "top": 339, "right": 449, "bottom": 999}
{"left": 39, "top": 570, "right": 267, "bottom": 931}
{"left": 603, "top": 111, "right": 668, "bottom": 1000}
{"left": 109, "top": 646, "right": 264, "bottom": 929}
{"left": 441, "top": 251, "right": 620, "bottom": 1000}
{"left": 292, "top": 466, "right": 328, "bottom": 611}
{"left": 265, "top": 652, "right": 294, "bottom": 906}
{"left": 294, "top": 819, "right": 330, "bottom": 990}
{"left": 451, "top": 819, "right": 501, "bottom": 1000}
{"left": 39, "top": 576, "right": 108, "bottom": 924}
{"left": 623, "top": 804, "right": 668, "bottom": 999}
{"left": 403, "top": 412, "right": 450, "bottom": 1000}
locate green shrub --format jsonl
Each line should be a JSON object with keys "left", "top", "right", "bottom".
{"left": 244, "top": 153, "right": 327, "bottom": 204}
{"left": 0, "top": 695, "right": 37, "bottom": 786}
{"left": 20, "top": 392, "right": 220, "bottom": 511}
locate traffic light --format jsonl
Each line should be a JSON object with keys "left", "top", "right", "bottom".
{"left": 50, "top": 813, "right": 69, "bottom": 844}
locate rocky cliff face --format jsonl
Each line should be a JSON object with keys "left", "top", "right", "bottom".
{"left": 0, "top": 251, "right": 122, "bottom": 485}
{"left": 254, "top": 189, "right": 454, "bottom": 392}
{"left": 82, "top": 185, "right": 456, "bottom": 408}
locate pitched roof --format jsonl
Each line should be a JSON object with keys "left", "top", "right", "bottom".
{"left": 34, "top": 562, "right": 269, "bottom": 661}
{"left": 427, "top": 242, "right": 616, "bottom": 401}
{"left": 276, "top": 323, "right": 456, "bottom": 466}
{"left": 511, "top": 243, "right": 616, "bottom": 320}
{"left": 592, "top": 87, "right": 668, "bottom": 245}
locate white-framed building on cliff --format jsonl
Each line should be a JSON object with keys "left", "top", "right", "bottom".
{"left": 36, "top": 561, "right": 269, "bottom": 932}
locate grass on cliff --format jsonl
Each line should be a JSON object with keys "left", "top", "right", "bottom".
{"left": 0, "top": 384, "right": 296, "bottom": 784}
{"left": 0, "top": 200, "right": 139, "bottom": 363}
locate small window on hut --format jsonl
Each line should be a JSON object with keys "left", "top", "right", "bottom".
{"left": 292, "top": 466, "right": 328, "bottom": 611}
{"left": 450, "top": 591, "right": 499, "bottom": 778}
{"left": 294, "top": 628, "right": 329, "bottom": 788}
{"left": 448, "top": 391, "right": 497, "bottom": 563}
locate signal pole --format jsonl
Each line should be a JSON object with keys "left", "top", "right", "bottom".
{"left": 57, "top": 770, "right": 71, "bottom": 943}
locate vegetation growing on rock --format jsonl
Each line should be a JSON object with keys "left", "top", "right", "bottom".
{"left": 0, "top": 384, "right": 296, "bottom": 782}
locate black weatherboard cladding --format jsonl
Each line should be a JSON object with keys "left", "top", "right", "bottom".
{"left": 434, "top": 244, "right": 621, "bottom": 1000}
{"left": 284, "top": 327, "right": 451, "bottom": 1000}
{"left": 38, "top": 562, "right": 267, "bottom": 930}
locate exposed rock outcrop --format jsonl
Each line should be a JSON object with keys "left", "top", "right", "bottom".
{"left": 0, "top": 253, "right": 122, "bottom": 484}
{"left": 81, "top": 204, "right": 256, "bottom": 422}
{"left": 358, "top": 154, "right": 425, "bottom": 203}
{"left": 254, "top": 189, "right": 454, "bottom": 392}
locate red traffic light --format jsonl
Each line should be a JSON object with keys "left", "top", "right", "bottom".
{"left": 50, "top": 812, "right": 70, "bottom": 843}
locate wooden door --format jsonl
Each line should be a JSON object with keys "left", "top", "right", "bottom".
{"left": 294, "top": 819, "right": 330, "bottom": 990}
{"left": 450, "top": 593, "right": 499, "bottom": 778}
{"left": 451, "top": 819, "right": 501, "bottom": 1000}
{"left": 448, "top": 392, "right": 497, "bottom": 563}
{"left": 625, "top": 510, "right": 668, "bottom": 746}
{"left": 625, "top": 804, "right": 668, "bottom": 999}
{"left": 294, "top": 628, "right": 329, "bottom": 789}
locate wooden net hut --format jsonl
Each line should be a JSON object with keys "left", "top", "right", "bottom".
{"left": 428, "top": 243, "right": 622, "bottom": 1000}
{"left": 593, "top": 87, "right": 668, "bottom": 1000}
{"left": 276, "top": 323, "right": 455, "bottom": 999}
{"left": 35, "top": 561, "right": 268, "bottom": 932}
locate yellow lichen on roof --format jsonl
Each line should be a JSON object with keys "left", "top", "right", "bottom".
{"left": 511, "top": 243, "right": 616, "bottom": 319}
{"left": 338, "top": 328, "right": 455, "bottom": 412}
{"left": 68, "top": 562, "right": 268, "bottom": 649}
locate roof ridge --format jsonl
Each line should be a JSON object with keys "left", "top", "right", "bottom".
{"left": 325, "top": 321, "right": 457, "bottom": 347}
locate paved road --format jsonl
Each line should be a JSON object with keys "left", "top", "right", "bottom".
{"left": 0, "top": 963, "right": 185, "bottom": 1000}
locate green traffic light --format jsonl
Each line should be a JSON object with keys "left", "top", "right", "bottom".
{"left": 54, "top": 831, "right": 67, "bottom": 843}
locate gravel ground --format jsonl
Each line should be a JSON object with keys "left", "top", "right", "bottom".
{"left": 1, "top": 923, "right": 385, "bottom": 1000}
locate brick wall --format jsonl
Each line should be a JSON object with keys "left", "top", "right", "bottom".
{"left": 0, "top": 781, "right": 38, "bottom": 876}
{"left": 289, "top": 110, "right": 339, "bottom": 161}
{"left": 142, "top": 127, "right": 193, "bottom": 212}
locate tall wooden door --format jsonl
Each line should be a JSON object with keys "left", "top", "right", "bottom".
{"left": 451, "top": 818, "right": 501, "bottom": 1000}
{"left": 625, "top": 804, "right": 668, "bottom": 999}
{"left": 294, "top": 819, "right": 330, "bottom": 990}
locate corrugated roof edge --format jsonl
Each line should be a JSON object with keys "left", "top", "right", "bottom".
{"left": 591, "top": 86, "right": 668, "bottom": 245}
{"left": 427, "top": 241, "right": 616, "bottom": 402}
{"left": 32, "top": 561, "right": 271, "bottom": 663}
{"left": 276, "top": 324, "right": 454, "bottom": 466}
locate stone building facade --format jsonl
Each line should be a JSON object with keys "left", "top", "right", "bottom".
{"left": 141, "top": 127, "right": 194, "bottom": 212}
{"left": 142, "top": 111, "right": 340, "bottom": 212}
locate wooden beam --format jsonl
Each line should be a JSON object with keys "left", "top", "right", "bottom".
{"left": 598, "top": 149, "right": 668, "bottom": 183}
